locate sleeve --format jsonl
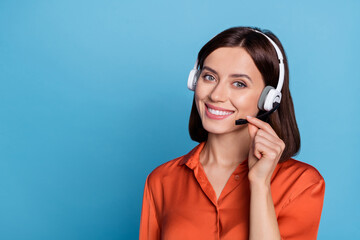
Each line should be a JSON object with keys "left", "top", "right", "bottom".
{"left": 139, "top": 175, "right": 160, "bottom": 240}
{"left": 277, "top": 178, "right": 325, "bottom": 240}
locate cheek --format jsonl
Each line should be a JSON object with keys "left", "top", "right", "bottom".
{"left": 194, "top": 91, "right": 202, "bottom": 116}
{"left": 194, "top": 85, "right": 208, "bottom": 111}
{"left": 195, "top": 82, "right": 208, "bottom": 99}
{"left": 232, "top": 92, "right": 261, "bottom": 115}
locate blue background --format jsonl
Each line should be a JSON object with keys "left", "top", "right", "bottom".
{"left": 0, "top": 0, "right": 359, "bottom": 239}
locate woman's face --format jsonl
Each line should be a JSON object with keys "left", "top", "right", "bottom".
{"left": 195, "top": 47, "right": 265, "bottom": 135}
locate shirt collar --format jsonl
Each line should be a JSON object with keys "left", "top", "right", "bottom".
{"left": 178, "top": 141, "right": 248, "bottom": 174}
{"left": 178, "top": 142, "right": 206, "bottom": 170}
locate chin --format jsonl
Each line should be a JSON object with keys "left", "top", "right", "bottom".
{"left": 202, "top": 120, "right": 242, "bottom": 135}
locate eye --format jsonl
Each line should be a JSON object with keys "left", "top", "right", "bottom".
{"left": 203, "top": 74, "right": 216, "bottom": 82}
{"left": 233, "top": 81, "right": 247, "bottom": 88}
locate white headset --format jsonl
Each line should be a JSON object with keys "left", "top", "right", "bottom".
{"left": 187, "top": 29, "right": 284, "bottom": 112}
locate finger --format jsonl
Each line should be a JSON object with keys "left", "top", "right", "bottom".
{"left": 254, "top": 134, "right": 284, "bottom": 155}
{"left": 251, "top": 139, "right": 262, "bottom": 160}
{"left": 246, "top": 115, "right": 278, "bottom": 136}
{"left": 256, "top": 129, "right": 276, "bottom": 142}
{"left": 248, "top": 122, "right": 259, "bottom": 141}
{"left": 254, "top": 142, "right": 279, "bottom": 161}
{"left": 248, "top": 123, "right": 260, "bottom": 160}
{"left": 256, "top": 129, "right": 285, "bottom": 148}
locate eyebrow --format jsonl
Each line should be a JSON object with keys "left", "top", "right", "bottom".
{"left": 202, "top": 66, "right": 253, "bottom": 83}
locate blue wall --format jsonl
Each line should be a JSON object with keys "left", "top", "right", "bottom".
{"left": 0, "top": 0, "right": 359, "bottom": 239}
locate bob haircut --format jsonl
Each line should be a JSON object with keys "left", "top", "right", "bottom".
{"left": 188, "top": 26, "right": 300, "bottom": 163}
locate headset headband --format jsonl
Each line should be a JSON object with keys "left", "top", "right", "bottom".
{"left": 251, "top": 29, "right": 285, "bottom": 92}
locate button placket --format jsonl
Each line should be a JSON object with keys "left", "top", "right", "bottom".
{"left": 216, "top": 206, "right": 220, "bottom": 240}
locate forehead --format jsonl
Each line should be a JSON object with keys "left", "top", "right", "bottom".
{"left": 203, "top": 47, "right": 261, "bottom": 77}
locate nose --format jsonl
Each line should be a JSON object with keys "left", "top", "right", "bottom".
{"left": 209, "top": 81, "right": 228, "bottom": 102}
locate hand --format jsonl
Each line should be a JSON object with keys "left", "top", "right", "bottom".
{"left": 246, "top": 116, "right": 285, "bottom": 185}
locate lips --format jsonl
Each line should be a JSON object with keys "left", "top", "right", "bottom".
{"left": 205, "top": 103, "right": 234, "bottom": 120}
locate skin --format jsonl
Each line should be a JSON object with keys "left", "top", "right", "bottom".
{"left": 195, "top": 47, "right": 285, "bottom": 239}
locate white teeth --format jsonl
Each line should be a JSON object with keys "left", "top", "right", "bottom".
{"left": 208, "top": 108, "right": 233, "bottom": 116}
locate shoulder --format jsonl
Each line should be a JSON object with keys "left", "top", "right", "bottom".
{"left": 145, "top": 154, "right": 189, "bottom": 192}
{"left": 145, "top": 142, "right": 204, "bottom": 189}
{"left": 276, "top": 158, "right": 324, "bottom": 184}
{"left": 271, "top": 158, "right": 325, "bottom": 201}
{"left": 147, "top": 156, "right": 183, "bottom": 181}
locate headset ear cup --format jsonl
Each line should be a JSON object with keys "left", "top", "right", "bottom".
{"left": 187, "top": 69, "right": 199, "bottom": 91}
{"left": 264, "top": 88, "right": 282, "bottom": 111}
{"left": 258, "top": 86, "right": 274, "bottom": 110}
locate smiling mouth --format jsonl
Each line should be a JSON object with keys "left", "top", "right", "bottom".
{"left": 207, "top": 107, "right": 233, "bottom": 116}
{"left": 205, "top": 103, "right": 234, "bottom": 119}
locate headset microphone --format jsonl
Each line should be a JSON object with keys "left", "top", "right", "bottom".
{"left": 235, "top": 103, "right": 280, "bottom": 125}
{"left": 188, "top": 28, "right": 285, "bottom": 125}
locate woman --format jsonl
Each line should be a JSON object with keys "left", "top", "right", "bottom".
{"left": 140, "top": 27, "right": 325, "bottom": 240}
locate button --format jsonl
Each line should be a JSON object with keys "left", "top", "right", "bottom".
{"left": 234, "top": 175, "right": 240, "bottom": 181}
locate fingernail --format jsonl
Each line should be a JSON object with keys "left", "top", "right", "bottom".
{"left": 247, "top": 115, "right": 253, "bottom": 119}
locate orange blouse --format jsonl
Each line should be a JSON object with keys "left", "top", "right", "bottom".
{"left": 139, "top": 142, "right": 325, "bottom": 240}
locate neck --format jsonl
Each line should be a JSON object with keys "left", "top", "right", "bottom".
{"left": 200, "top": 128, "right": 250, "bottom": 168}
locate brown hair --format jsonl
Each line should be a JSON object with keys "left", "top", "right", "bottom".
{"left": 188, "top": 27, "right": 300, "bottom": 163}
